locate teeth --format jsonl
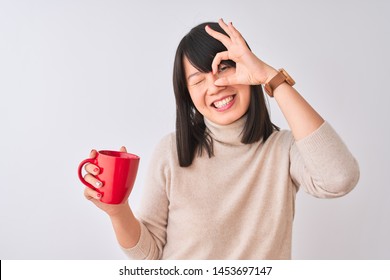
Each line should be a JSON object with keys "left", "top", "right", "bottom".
{"left": 213, "top": 96, "right": 233, "bottom": 108}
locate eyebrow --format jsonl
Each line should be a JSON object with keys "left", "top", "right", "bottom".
{"left": 187, "top": 71, "right": 201, "bottom": 81}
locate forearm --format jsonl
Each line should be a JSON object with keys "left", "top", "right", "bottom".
{"left": 272, "top": 75, "right": 324, "bottom": 140}
{"left": 109, "top": 203, "right": 141, "bottom": 249}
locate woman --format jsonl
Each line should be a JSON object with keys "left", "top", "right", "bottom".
{"left": 83, "top": 19, "right": 359, "bottom": 259}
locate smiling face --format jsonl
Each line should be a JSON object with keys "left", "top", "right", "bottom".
{"left": 184, "top": 56, "right": 251, "bottom": 126}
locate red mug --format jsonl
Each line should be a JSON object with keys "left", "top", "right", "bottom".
{"left": 78, "top": 150, "right": 140, "bottom": 204}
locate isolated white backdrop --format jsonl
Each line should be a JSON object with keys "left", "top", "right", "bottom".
{"left": 0, "top": 0, "right": 389, "bottom": 259}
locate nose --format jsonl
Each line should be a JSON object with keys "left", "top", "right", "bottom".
{"left": 206, "top": 72, "right": 226, "bottom": 95}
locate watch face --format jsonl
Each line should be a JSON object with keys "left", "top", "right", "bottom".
{"left": 280, "top": 68, "right": 295, "bottom": 86}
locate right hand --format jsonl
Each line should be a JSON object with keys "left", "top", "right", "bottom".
{"left": 83, "top": 146, "right": 130, "bottom": 217}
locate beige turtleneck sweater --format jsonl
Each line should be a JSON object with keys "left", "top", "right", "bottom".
{"left": 122, "top": 117, "right": 359, "bottom": 259}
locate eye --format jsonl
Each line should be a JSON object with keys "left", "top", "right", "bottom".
{"left": 191, "top": 79, "right": 205, "bottom": 86}
{"left": 218, "top": 64, "right": 231, "bottom": 73}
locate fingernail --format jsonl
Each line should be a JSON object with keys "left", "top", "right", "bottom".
{"left": 95, "top": 181, "right": 102, "bottom": 188}
{"left": 96, "top": 193, "right": 102, "bottom": 198}
{"left": 93, "top": 167, "right": 99, "bottom": 173}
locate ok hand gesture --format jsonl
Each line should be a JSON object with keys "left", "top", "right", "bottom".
{"left": 205, "top": 19, "right": 277, "bottom": 86}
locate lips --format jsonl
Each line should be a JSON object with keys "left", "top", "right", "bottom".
{"left": 211, "top": 95, "right": 236, "bottom": 111}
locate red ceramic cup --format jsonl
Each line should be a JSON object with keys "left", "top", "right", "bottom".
{"left": 78, "top": 150, "right": 140, "bottom": 204}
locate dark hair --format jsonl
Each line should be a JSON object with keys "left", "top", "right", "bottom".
{"left": 173, "top": 22, "right": 279, "bottom": 167}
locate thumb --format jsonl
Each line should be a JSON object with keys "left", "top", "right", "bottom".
{"left": 120, "top": 146, "right": 127, "bottom": 153}
{"left": 215, "top": 75, "right": 239, "bottom": 86}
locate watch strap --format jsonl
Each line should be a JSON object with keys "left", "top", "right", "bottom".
{"left": 265, "top": 72, "right": 286, "bottom": 97}
{"left": 264, "top": 68, "right": 295, "bottom": 97}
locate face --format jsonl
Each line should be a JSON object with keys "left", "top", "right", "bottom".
{"left": 183, "top": 56, "right": 251, "bottom": 126}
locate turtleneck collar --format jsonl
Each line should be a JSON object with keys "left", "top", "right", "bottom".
{"left": 204, "top": 115, "right": 247, "bottom": 146}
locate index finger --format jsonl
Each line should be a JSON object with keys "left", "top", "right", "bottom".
{"left": 85, "top": 149, "right": 99, "bottom": 175}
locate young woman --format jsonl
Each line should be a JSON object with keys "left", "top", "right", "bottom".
{"left": 82, "top": 19, "right": 359, "bottom": 259}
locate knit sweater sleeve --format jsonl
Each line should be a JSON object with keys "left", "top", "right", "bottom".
{"left": 121, "top": 134, "right": 173, "bottom": 259}
{"left": 290, "top": 121, "right": 360, "bottom": 198}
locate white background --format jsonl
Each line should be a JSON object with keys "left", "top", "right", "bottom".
{"left": 0, "top": 0, "right": 389, "bottom": 259}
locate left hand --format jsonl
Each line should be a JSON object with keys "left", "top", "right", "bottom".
{"left": 205, "top": 19, "right": 277, "bottom": 86}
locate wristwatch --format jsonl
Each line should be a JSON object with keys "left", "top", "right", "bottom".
{"left": 264, "top": 68, "right": 295, "bottom": 97}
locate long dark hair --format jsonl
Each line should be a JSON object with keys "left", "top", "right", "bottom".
{"left": 173, "top": 22, "right": 279, "bottom": 167}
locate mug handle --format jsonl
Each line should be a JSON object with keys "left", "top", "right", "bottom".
{"left": 78, "top": 158, "right": 99, "bottom": 191}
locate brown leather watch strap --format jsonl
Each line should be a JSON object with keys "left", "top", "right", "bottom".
{"left": 264, "top": 72, "right": 286, "bottom": 97}
{"left": 264, "top": 68, "right": 295, "bottom": 97}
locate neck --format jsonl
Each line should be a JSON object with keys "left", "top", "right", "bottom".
{"left": 204, "top": 115, "right": 247, "bottom": 146}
